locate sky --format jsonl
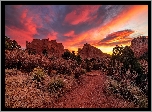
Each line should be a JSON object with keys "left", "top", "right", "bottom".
{"left": 5, "top": 5, "right": 148, "bottom": 54}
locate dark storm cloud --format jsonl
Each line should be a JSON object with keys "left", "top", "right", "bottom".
{"left": 5, "top": 5, "right": 25, "bottom": 29}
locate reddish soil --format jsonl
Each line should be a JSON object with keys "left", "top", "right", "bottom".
{"left": 51, "top": 70, "right": 135, "bottom": 108}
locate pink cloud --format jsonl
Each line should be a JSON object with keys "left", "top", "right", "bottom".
{"left": 47, "top": 30, "right": 58, "bottom": 40}
{"left": 21, "top": 9, "right": 28, "bottom": 19}
{"left": 63, "top": 5, "right": 148, "bottom": 52}
{"left": 5, "top": 26, "right": 33, "bottom": 48}
{"left": 5, "top": 8, "right": 44, "bottom": 48}
{"left": 64, "top": 30, "right": 75, "bottom": 37}
{"left": 20, "top": 9, "right": 43, "bottom": 35}
{"left": 64, "top": 5, "right": 100, "bottom": 25}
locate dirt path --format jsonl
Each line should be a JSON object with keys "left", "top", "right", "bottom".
{"left": 52, "top": 71, "right": 134, "bottom": 108}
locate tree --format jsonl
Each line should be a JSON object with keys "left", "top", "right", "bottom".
{"left": 120, "top": 46, "right": 135, "bottom": 70}
{"left": 5, "top": 36, "right": 21, "bottom": 50}
{"left": 62, "top": 51, "right": 71, "bottom": 60}
{"left": 112, "top": 45, "right": 137, "bottom": 71}
{"left": 139, "top": 51, "right": 148, "bottom": 62}
{"left": 71, "top": 51, "right": 76, "bottom": 60}
{"left": 111, "top": 45, "right": 124, "bottom": 66}
{"left": 76, "top": 55, "right": 82, "bottom": 65}
{"left": 111, "top": 45, "right": 147, "bottom": 90}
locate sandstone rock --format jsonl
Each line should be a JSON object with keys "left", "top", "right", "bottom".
{"left": 78, "top": 43, "right": 103, "bottom": 59}
{"left": 130, "top": 36, "right": 148, "bottom": 58}
{"left": 26, "top": 39, "right": 64, "bottom": 58}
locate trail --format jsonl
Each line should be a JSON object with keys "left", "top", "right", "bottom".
{"left": 52, "top": 70, "right": 134, "bottom": 108}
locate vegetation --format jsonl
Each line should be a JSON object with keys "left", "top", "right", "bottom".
{"left": 74, "top": 68, "right": 86, "bottom": 79}
{"left": 31, "top": 67, "right": 45, "bottom": 82}
{"left": 5, "top": 36, "right": 148, "bottom": 108}
{"left": 62, "top": 51, "right": 82, "bottom": 65}
{"left": 111, "top": 45, "right": 147, "bottom": 86}
{"left": 104, "top": 77, "right": 148, "bottom": 108}
{"left": 47, "top": 78, "right": 65, "bottom": 98}
{"left": 103, "top": 45, "right": 149, "bottom": 108}
{"left": 139, "top": 51, "right": 148, "bottom": 62}
{"left": 5, "top": 36, "right": 21, "bottom": 50}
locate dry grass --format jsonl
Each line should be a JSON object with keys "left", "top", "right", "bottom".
{"left": 5, "top": 68, "right": 79, "bottom": 108}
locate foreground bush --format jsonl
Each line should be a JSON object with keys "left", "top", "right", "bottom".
{"left": 103, "top": 76, "right": 148, "bottom": 108}
{"left": 5, "top": 49, "right": 50, "bottom": 72}
{"left": 30, "top": 67, "right": 45, "bottom": 82}
{"left": 74, "top": 67, "right": 86, "bottom": 79}
{"left": 48, "top": 78, "right": 65, "bottom": 98}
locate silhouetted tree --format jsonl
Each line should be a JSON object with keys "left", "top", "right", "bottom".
{"left": 5, "top": 36, "right": 21, "bottom": 50}
{"left": 62, "top": 51, "right": 71, "bottom": 60}
{"left": 111, "top": 45, "right": 147, "bottom": 91}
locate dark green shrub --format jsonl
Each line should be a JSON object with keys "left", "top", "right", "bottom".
{"left": 48, "top": 79, "right": 65, "bottom": 94}
{"left": 62, "top": 51, "right": 82, "bottom": 65}
{"left": 75, "top": 55, "right": 82, "bottom": 65}
{"left": 85, "top": 59, "right": 92, "bottom": 72}
{"left": 111, "top": 45, "right": 146, "bottom": 87}
{"left": 62, "top": 51, "right": 71, "bottom": 60}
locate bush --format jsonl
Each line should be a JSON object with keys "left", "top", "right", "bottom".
{"left": 31, "top": 67, "right": 45, "bottom": 82}
{"left": 111, "top": 45, "right": 147, "bottom": 89}
{"left": 62, "top": 51, "right": 82, "bottom": 65}
{"left": 48, "top": 78, "right": 65, "bottom": 97}
{"left": 48, "top": 69, "right": 57, "bottom": 77}
{"left": 5, "top": 49, "right": 51, "bottom": 72}
{"left": 139, "top": 51, "right": 148, "bottom": 62}
{"left": 74, "top": 68, "right": 86, "bottom": 79}
{"left": 105, "top": 76, "right": 148, "bottom": 108}
{"left": 5, "top": 36, "right": 21, "bottom": 50}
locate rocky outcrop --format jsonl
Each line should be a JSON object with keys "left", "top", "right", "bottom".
{"left": 130, "top": 36, "right": 148, "bottom": 58}
{"left": 78, "top": 43, "right": 103, "bottom": 59}
{"left": 26, "top": 39, "right": 64, "bottom": 58}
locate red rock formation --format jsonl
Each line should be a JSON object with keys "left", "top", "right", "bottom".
{"left": 130, "top": 36, "right": 148, "bottom": 58}
{"left": 78, "top": 43, "right": 103, "bottom": 59}
{"left": 26, "top": 39, "right": 64, "bottom": 58}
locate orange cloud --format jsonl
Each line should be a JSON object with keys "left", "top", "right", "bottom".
{"left": 63, "top": 5, "right": 148, "bottom": 53}
{"left": 100, "top": 29, "right": 134, "bottom": 43}
{"left": 64, "top": 5, "right": 100, "bottom": 25}
{"left": 100, "top": 5, "right": 148, "bottom": 32}
{"left": 64, "top": 30, "right": 75, "bottom": 37}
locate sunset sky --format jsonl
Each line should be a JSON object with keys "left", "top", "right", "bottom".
{"left": 5, "top": 5, "right": 148, "bottom": 54}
